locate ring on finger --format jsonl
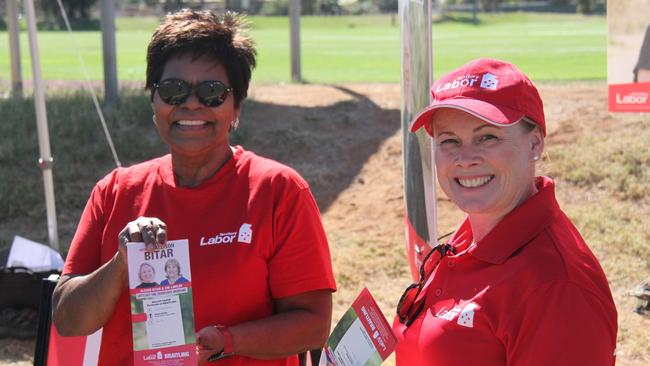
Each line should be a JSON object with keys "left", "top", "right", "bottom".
{"left": 143, "top": 226, "right": 155, "bottom": 238}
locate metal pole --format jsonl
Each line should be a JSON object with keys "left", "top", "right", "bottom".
{"left": 24, "top": 0, "right": 60, "bottom": 251}
{"left": 7, "top": 0, "right": 23, "bottom": 99}
{"left": 427, "top": 0, "right": 432, "bottom": 88}
{"left": 289, "top": 0, "right": 301, "bottom": 82}
{"left": 399, "top": 0, "right": 435, "bottom": 281}
{"left": 473, "top": 0, "right": 478, "bottom": 25}
{"left": 100, "top": 0, "right": 119, "bottom": 107}
{"left": 426, "top": 0, "right": 435, "bottom": 250}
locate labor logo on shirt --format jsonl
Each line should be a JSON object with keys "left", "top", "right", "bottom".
{"left": 457, "top": 302, "right": 479, "bottom": 328}
{"left": 199, "top": 223, "right": 253, "bottom": 246}
{"left": 238, "top": 223, "right": 253, "bottom": 244}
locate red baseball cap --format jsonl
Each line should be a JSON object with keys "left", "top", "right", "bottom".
{"left": 409, "top": 58, "right": 546, "bottom": 136}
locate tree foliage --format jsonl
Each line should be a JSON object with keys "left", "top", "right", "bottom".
{"left": 479, "top": 0, "right": 503, "bottom": 12}
{"left": 576, "top": 0, "right": 592, "bottom": 14}
{"left": 38, "top": 0, "right": 99, "bottom": 30}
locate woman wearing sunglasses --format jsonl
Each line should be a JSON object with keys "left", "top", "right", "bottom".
{"left": 394, "top": 58, "right": 617, "bottom": 365}
{"left": 52, "top": 9, "right": 335, "bottom": 365}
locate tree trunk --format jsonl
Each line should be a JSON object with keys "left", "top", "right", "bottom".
{"left": 479, "top": 0, "right": 502, "bottom": 13}
{"left": 577, "top": 0, "right": 592, "bottom": 14}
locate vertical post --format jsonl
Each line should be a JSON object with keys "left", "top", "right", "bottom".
{"left": 473, "top": 0, "right": 478, "bottom": 25}
{"left": 100, "top": 0, "right": 119, "bottom": 107}
{"left": 289, "top": 0, "right": 301, "bottom": 82}
{"left": 7, "top": 0, "right": 23, "bottom": 99}
{"left": 399, "top": 0, "right": 435, "bottom": 281}
{"left": 24, "top": 0, "right": 60, "bottom": 251}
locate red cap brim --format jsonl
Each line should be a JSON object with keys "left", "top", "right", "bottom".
{"left": 409, "top": 98, "right": 526, "bottom": 136}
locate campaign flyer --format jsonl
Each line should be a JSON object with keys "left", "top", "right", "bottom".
{"left": 319, "top": 288, "right": 397, "bottom": 366}
{"left": 127, "top": 240, "right": 197, "bottom": 366}
{"left": 608, "top": 1, "right": 650, "bottom": 112}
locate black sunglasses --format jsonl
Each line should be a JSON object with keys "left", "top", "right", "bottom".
{"left": 153, "top": 78, "right": 233, "bottom": 107}
{"left": 396, "top": 236, "right": 456, "bottom": 326}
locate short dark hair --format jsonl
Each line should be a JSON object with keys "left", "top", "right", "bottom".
{"left": 145, "top": 9, "right": 257, "bottom": 107}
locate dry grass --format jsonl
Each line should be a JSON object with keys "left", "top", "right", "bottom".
{"left": 608, "top": 0, "right": 650, "bottom": 34}
{"left": 546, "top": 110, "right": 650, "bottom": 364}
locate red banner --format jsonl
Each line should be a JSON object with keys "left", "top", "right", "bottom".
{"left": 46, "top": 326, "right": 102, "bottom": 366}
{"left": 47, "top": 325, "right": 86, "bottom": 366}
{"left": 608, "top": 82, "right": 650, "bottom": 112}
{"left": 405, "top": 213, "right": 431, "bottom": 282}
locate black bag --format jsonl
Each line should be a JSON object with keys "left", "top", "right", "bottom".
{"left": 0, "top": 267, "right": 60, "bottom": 310}
{"left": 34, "top": 276, "right": 59, "bottom": 366}
{"left": 0, "top": 267, "right": 60, "bottom": 341}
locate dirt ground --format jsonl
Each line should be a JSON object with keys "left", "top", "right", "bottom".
{"left": 1, "top": 81, "right": 648, "bottom": 365}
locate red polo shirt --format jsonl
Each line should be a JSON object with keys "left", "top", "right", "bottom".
{"left": 393, "top": 176, "right": 617, "bottom": 366}
{"left": 62, "top": 146, "right": 336, "bottom": 365}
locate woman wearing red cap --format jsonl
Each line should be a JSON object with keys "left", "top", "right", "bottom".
{"left": 393, "top": 58, "right": 617, "bottom": 365}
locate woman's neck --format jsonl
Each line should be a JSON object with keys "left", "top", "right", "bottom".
{"left": 468, "top": 214, "right": 504, "bottom": 243}
{"left": 171, "top": 146, "right": 234, "bottom": 187}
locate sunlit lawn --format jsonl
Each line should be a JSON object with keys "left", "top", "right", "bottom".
{"left": 0, "top": 12, "right": 605, "bottom": 84}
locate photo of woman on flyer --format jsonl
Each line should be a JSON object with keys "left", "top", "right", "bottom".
{"left": 160, "top": 258, "right": 189, "bottom": 286}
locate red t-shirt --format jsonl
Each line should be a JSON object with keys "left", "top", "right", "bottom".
{"left": 63, "top": 146, "right": 336, "bottom": 365}
{"left": 393, "top": 176, "right": 617, "bottom": 366}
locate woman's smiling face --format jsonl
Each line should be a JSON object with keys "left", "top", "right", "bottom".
{"left": 152, "top": 53, "right": 239, "bottom": 158}
{"left": 139, "top": 264, "right": 155, "bottom": 283}
{"left": 432, "top": 108, "right": 543, "bottom": 219}
{"left": 166, "top": 262, "right": 180, "bottom": 278}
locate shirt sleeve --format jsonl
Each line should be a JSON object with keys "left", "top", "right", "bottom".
{"left": 506, "top": 280, "right": 617, "bottom": 366}
{"left": 267, "top": 187, "right": 336, "bottom": 299}
{"left": 62, "top": 181, "right": 108, "bottom": 276}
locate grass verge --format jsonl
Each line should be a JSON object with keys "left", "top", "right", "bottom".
{"left": 0, "top": 12, "right": 605, "bottom": 84}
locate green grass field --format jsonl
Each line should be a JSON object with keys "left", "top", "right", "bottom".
{"left": 0, "top": 12, "right": 605, "bottom": 84}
